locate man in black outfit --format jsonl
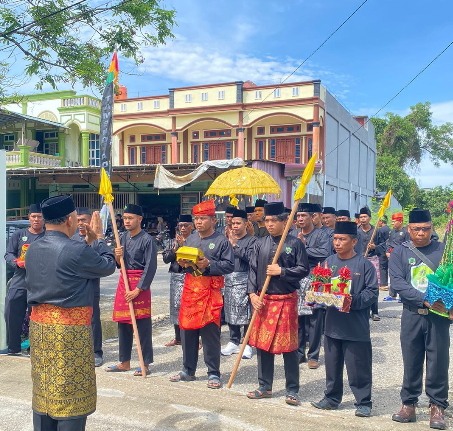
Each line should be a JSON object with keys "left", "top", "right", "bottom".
{"left": 390, "top": 209, "right": 450, "bottom": 430}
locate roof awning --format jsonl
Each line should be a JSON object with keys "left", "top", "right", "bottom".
{"left": 0, "top": 109, "right": 67, "bottom": 130}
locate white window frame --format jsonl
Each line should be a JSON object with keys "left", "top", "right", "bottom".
{"left": 273, "top": 88, "right": 281, "bottom": 98}
{"left": 153, "top": 100, "right": 160, "bottom": 109}
{"left": 218, "top": 90, "right": 225, "bottom": 100}
{"left": 255, "top": 90, "right": 262, "bottom": 100}
{"left": 201, "top": 92, "right": 208, "bottom": 101}
{"left": 292, "top": 87, "right": 299, "bottom": 97}
{"left": 185, "top": 94, "right": 192, "bottom": 103}
{"left": 120, "top": 103, "right": 127, "bottom": 112}
{"left": 137, "top": 101, "right": 143, "bottom": 111}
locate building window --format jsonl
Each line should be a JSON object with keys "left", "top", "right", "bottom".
{"left": 137, "top": 101, "right": 143, "bottom": 111}
{"left": 203, "top": 143, "right": 209, "bottom": 161}
{"left": 120, "top": 103, "right": 126, "bottom": 112}
{"left": 185, "top": 94, "right": 192, "bottom": 103}
{"left": 307, "top": 123, "right": 314, "bottom": 132}
{"left": 141, "top": 134, "right": 166, "bottom": 142}
{"left": 295, "top": 138, "right": 301, "bottom": 164}
{"left": 161, "top": 145, "right": 167, "bottom": 163}
{"left": 129, "top": 147, "right": 137, "bottom": 164}
{"left": 153, "top": 100, "right": 160, "bottom": 109}
{"left": 307, "top": 137, "right": 313, "bottom": 160}
{"left": 129, "top": 135, "right": 136, "bottom": 143}
{"left": 88, "top": 133, "right": 100, "bottom": 166}
{"left": 43, "top": 142, "right": 58, "bottom": 156}
{"left": 201, "top": 92, "right": 208, "bottom": 101}
{"left": 203, "top": 129, "right": 231, "bottom": 139}
{"left": 192, "top": 131, "right": 199, "bottom": 139}
{"left": 292, "top": 87, "right": 299, "bottom": 97}
{"left": 218, "top": 90, "right": 225, "bottom": 100}
{"left": 269, "top": 139, "right": 276, "bottom": 160}
{"left": 140, "top": 146, "right": 147, "bottom": 164}
{"left": 270, "top": 124, "right": 301, "bottom": 134}
{"left": 257, "top": 126, "right": 265, "bottom": 135}
{"left": 225, "top": 142, "right": 232, "bottom": 159}
{"left": 2, "top": 133, "right": 14, "bottom": 150}
{"left": 257, "top": 140, "right": 265, "bottom": 159}
{"left": 273, "top": 88, "right": 281, "bottom": 98}
{"left": 44, "top": 131, "right": 58, "bottom": 139}
{"left": 193, "top": 144, "right": 199, "bottom": 164}
{"left": 255, "top": 90, "right": 262, "bottom": 99}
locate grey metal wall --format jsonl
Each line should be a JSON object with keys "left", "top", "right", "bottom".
{"left": 323, "top": 91, "right": 376, "bottom": 212}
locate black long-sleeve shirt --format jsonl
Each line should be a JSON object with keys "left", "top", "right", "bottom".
{"left": 232, "top": 234, "right": 257, "bottom": 272}
{"left": 298, "top": 227, "right": 331, "bottom": 269}
{"left": 247, "top": 234, "right": 309, "bottom": 295}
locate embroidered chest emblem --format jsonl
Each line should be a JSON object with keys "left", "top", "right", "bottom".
{"left": 208, "top": 243, "right": 215, "bottom": 250}
{"left": 285, "top": 246, "right": 292, "bottom": 254}
{"left": 408, "top": 257, "right": 416, "bottom": 265}
{"left": 22, "top": 236, "right": 28, "bottom": 242}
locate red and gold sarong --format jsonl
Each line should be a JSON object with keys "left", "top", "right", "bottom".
{"left": 179, "top": 273, "right": 224, "bottom": 330}
{"left": 249, "top": 291, "right": 298, "bottom": 354}
{"left": 30, "top": 304, "right": 96, "bottom": 418}
{"left": 113, "top": 269, "right": 151, "bottom": 324}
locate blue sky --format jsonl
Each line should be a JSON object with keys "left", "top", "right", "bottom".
{"left": 7, "top": 0, "right": 453, "bottom": 187}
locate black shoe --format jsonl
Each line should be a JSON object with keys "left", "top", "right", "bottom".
{"left": 311, "top": 398, "right": 338, "bottom": 410}
{"left": 0, "top": 348, "right": 22, "bottom": 356}
{"left": 355, "top": 405, "right": 372, "bottom": 417}
{"left": 299, "top": 356, "right": 307, "bottom": 364}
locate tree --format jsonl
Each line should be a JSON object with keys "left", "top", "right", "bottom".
{"left": 0, "top": 0, "right": 176, "bottom": 95}
{"left": 371, "top": 102, "right": 453, "bottom": 207}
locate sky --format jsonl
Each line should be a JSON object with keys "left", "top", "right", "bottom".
{"left": 4, "top": 0, "right": 453, "bottom": 188}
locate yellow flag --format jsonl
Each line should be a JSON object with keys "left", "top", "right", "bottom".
{"left": 294, "top": 153, "right": 317, "bottom": 201}
{"left": 229, "top": 194, "right": 239, "bottom": 207}
{"left": 99, "top": 167, "right": 114, "bottom": 203}
{"left": 377, "top": 190, "right": 392, "bottom": 219}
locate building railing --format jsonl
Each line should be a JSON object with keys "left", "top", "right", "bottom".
{"left": 61, "top": 96, "right": 101, "bottom": 109}
{"left": 6, "top": 147, "right": 62, "bottom": 168}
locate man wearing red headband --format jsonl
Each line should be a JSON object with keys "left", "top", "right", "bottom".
{"left": 170, "top": 200, "right": 234, "bottom": 389}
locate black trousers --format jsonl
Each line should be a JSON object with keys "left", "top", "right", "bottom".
{"left": 297, "top": 315, "right": 308, "bottom": 360}
{"left": 92, "top": 294, "right": 102, "bottom": 357}
{"left": 174, "top": 324, "right": 181, "bottom": 342}
{"left": 228, "top": 323, "right": 249, "bottom": 345}
{"left": 324, "top": 335, "right": 372, "bottom": 408}
{"left": 307, "top": 308, "right": 325, "bottom": 361}
{"left": 118, "top": 318, "right": 153, "bottom": 365}
{"left": 33, "top": 412, "right": 87, "bottom": 431}
{"left": 257, "top": 348, "right": 299, "bottom": 394}
{"left": 181, "top": 322, "right": 220, "bottom": 377}
{"left": 4, "top": 287, "right": 28, "bottom": 352}
{"left": 379, "top": 255, "right": 388, "bottom": 287}
{"left": 400, "top": 308, "right": 450, "bottom": 409}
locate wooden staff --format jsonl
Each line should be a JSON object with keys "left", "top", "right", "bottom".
{"left": 363, "top": 224, "right": 379, "bottom": 257}
{"left": 107, "top": 202, "right": 147, "bottom": 377}
{"left": 227, "top": 199, "right": 302, "bottom": 388}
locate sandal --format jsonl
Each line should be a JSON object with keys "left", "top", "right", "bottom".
{"left": 165, "top": 339, "right": 181, "bottom": 347}
{"left": 285, "top": 393, "right": 301, "bottom": 406}
{"left": 247, "top": 388, "right": 272, "bottom": 399}
{"left": 169, "top": 371, "right": 196, "bottom": 382}
{"left": 105, "top": 364, "right": 130, "bottom": 373}
{"left": 133, "top": 367, "right": 151, "bottom": 376}
{"left": 207, "top": 375, "right": 222, "bottom": 389}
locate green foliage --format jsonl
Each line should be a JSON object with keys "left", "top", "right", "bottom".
{"left": 0, "top": 0, "right": 176, "bottom": 93}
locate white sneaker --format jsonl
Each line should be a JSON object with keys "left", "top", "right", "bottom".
{"left": 242, "top": 345, "right": 253, "bottom": 359}
{"left": 221, "top": 342, "right": 240, "bottom": 356}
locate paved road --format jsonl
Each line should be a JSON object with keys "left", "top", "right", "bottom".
{"left": 1, "top": 263, "right": 452, "bottom": 430}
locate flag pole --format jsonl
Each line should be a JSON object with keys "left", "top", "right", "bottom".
{"left": 227, "top": 154, "right": 317, "bottom": 389}
{"left": 364, "top": 190, "right": 392, "bottom": 257}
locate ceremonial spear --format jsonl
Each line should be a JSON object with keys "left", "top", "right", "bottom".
{"left": 227, "top": 153, "right": 318, "bottom": 388}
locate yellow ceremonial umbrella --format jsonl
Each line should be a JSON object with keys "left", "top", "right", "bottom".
{"left": 204, "top": 166, "right": 281, "bottom": 199}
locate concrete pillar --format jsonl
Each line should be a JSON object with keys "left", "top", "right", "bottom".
{"left": 58, "top": 131, "right": 66, "bottom": 165}
{"left": 312, "top": 122, "right": 320, "bottom": 160}
{"left": 171, "top": 132, "right": 178, "bottom": 164}
{"left": 236, "top": 128, "right": 245, "bottom": 159}
{"left": 18, "top": 145, "right": 30, "bottom": 167}
{"left": 81, "top": 131, "right": 90, "bottom": 166}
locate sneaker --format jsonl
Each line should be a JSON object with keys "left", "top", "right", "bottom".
{"left": 221, "top": 342, "right": 240, "bottom": 356}
{"left": 372, "top": 314, "right": 381, "bottom": 321}
{"left": 242, "top": 345, "right": 253, "bottom": 359}
{"left": 355, "top": 405, "right": 372, "bottom": 417}
{"left": 94, "top": 355, "right": 104, "bottom": 367}
{"left": 311, "top": 398, "right": 338, "bottom": 410}
{"left": 383, "top": 296, "right": 397, "bottom": 301}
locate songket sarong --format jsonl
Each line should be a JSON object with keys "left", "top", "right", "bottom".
{"left": 113, "top": 269, "right": 151, "bottom": 324}
{"left": 179, "top": 273, "right": 224, "bottom": 330}
{"left": 224, "top": 272, "right": 251, "bottom": 325}
{"left": 30, "top": 304, "right": 96, "bottom": 419}
{"left": 249, "top": 292, "right": 298, "bottom": 354}
{"left": 169, "top": 272, "right": 185, "bottom": 325}
{"left": 297, "top": 276, "right": 313, "bottom": 316}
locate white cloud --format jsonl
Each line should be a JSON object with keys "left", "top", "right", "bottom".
{"left": 431, "top": 100, "right": 453, "bottom": 124}
{"left": 413, "top": 159, "right": 453, "bottom": 188}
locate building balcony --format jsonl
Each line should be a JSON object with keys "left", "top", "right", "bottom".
{"left": 6, "top": 146, "right": 62, "bottom": 168}
{"left": 60, "top": 96, "right": 101, "bottom": 110}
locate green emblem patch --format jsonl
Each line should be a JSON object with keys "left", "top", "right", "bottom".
{"left": 285, "top": 246, "right": 292, "bottom": 254}
{"left": 209, "top": 243, "right": 215, "bottom": 250}
{"left": 22, "top": 236, "right": 28, "bottom": 242}
{"left": 408, "top": 257, "right": 416, "bottom": 265}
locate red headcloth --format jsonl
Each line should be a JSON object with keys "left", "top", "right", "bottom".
{"left": 391, "top": 212, "right": 404, "bottom": 221}
{"left": 192, "top": 199, "right": 216, "bottom": 216}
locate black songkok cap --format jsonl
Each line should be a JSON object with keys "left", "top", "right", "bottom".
{"left": 124, "top": 203, "right": 143, "bottom": 216}
{"left": 297, "top": 202, "right": 319, "bottom": 213}
{"left": 409, "top": 209, "right": 431, "bottom": 223}
{"left": 245, "top": 206, "right": 255, "bottom": 214}
{"left": 179, "top": 214, "right": 192, "bottom": 223}
{"left": 312, "top": 203, "right": 322, "bottom": 213}
{"left": 41, "top": 195, "right": 75, "bottom": 220}
{"left": 354, "top": 213, "right": 360, "bottom": 219}
{"left": 75, "top": 207, "right": 91, "bottom": 216}
{"left": 29, "top": 203, "right": 41, "bottom": 214}
{"left": 255, "top": 199, "right": 267, "bottom": 208}
{"left": 232, "top": 209, "right": 247, "bottom": 219}
{"left": 334, "top": 221, "right": 358, "bottom": 235}
{"left": 359, "top": 206, "right": 371, "bottom": 217}
{"left": 225, "top": 206, "right": 236, "bottom": 214}
{"left": 336, "top": 209, "right": 351, "bottom": 218}
{"left": 322, "top": 206, "right": 336, "bottom": 215}
{"left": 264, "top": 202, "right": 285, "bottom": 216}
